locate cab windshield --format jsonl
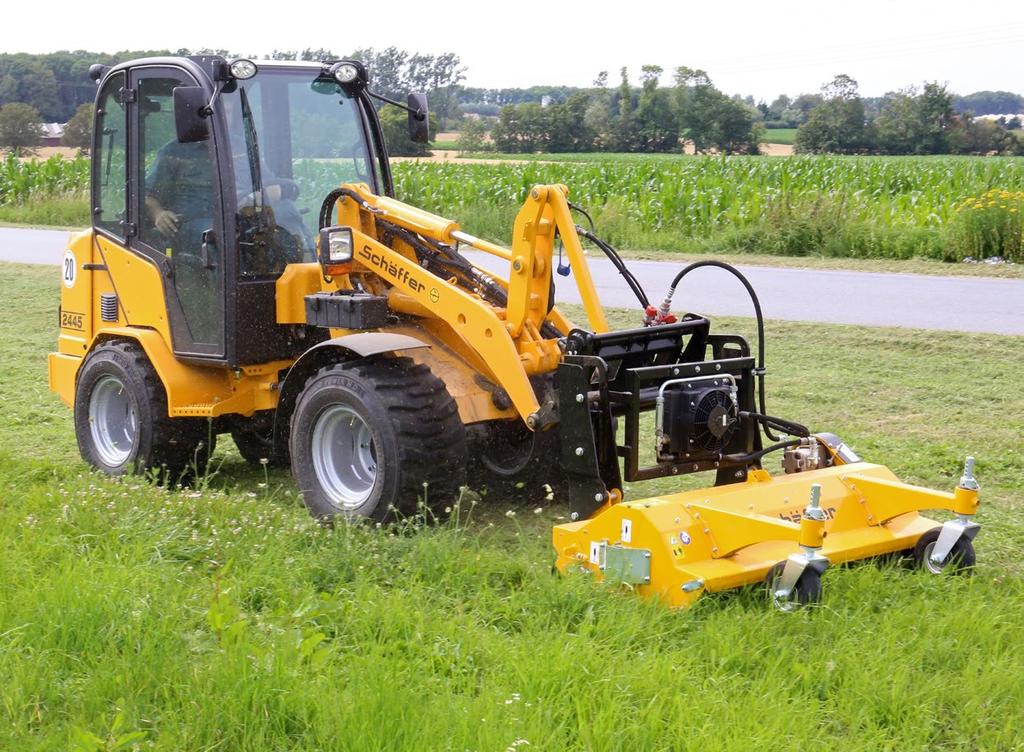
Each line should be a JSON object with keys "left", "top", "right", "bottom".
{"left": 220, "top": 67, "right": 376, "bottom": 275}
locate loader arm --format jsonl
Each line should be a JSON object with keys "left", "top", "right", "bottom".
{"left": 313, "top": 183, "right": 616, "bottom": 425}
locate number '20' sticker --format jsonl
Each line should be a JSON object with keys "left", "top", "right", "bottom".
{"left": 62, "top": 250, "right": 77, "bottom": 288}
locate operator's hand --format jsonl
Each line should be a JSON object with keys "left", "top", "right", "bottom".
{"left": 155, "top": 210, "right": 181, "bottom": 235}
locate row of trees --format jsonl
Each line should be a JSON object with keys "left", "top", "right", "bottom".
{"left": 481, "top": 71, "right": 1022, "bottom": 156}
{"left": 0, "top": 48, "right": 466, "bottom": 128}
{"left": 757, "top": 90, "right": 1024, "bottom": 130}
{"left": 795, "top": 75, "right": 1023, "bottom": 156}
{"left": 489, "top": 67, "right": 761, "bottom": 154}
{"left": 1, "top": 48, "right": 1021, "bottom": 157}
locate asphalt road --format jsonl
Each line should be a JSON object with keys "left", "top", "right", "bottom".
{"left": 4, "top": 226, "right": 1022, "bottom": 335}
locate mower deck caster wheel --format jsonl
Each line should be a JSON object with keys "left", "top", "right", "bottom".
{"left": 913, "top": 528, "right": 976, "bottom": 575}
{"left": 765, "top": 561, "right": 823, "bottom": 612}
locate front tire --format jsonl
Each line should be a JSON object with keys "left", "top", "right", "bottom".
{"left": 74, "top": 340, "right": 213, "bottom": 480}
{"left": 289, "top": 356, "right": 466, "bottom": 521}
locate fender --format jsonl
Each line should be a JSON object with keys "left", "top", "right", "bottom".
{"left": 273, "top": 332, "right": 431, "bottom": 447}
{"left": 74, "top": 328, "right": 287, "bottom": 418}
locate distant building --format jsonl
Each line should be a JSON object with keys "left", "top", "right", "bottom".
{"left": 41, "top": 122, "right": 65, "bottom": 146}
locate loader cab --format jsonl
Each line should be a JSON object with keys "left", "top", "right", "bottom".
{"left": 90, "top": 56, "right": 395, "bottom": 366}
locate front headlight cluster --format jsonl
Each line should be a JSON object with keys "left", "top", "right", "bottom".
{"left": 318, "top": 226, "right": 353, "bottom": 266}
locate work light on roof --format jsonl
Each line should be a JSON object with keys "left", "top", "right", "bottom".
{"left": 333, "top": 63, "right": 360, "bottom": 84}
{"left": 229, "top": 59, "right": 257, "bottom": 80}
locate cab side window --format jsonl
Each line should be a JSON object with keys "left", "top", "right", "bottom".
{"left": 137, "top": 76, "right": 215, "bottom": 257}
{"left": 93, "top": 73, "right": 127, "bottom": 237}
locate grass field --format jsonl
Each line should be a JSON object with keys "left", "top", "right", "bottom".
{"left": 2, "top": 261, "right": 1023, "bottom": 750}
{"left": 762, "top": 128, "right": 798, "bottom": 145}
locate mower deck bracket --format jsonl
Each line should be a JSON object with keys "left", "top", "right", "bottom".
{"left": 839, "top": 473, "right": 957, "bottom": 526}
{"left": 685, "top": 503, "right": 801, "bottom": 559}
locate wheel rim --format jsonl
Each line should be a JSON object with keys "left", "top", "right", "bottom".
{"left": 310, "top": 405, "right": 378, "bottom": 509}
{"left": 88, "top": 374, "right": 138, "bottom": 467}
{"left": 771, "top": 582, "right": 802, "bottom": 613}
{"left": 921, "top": 541, "right": 947, "bottom": 574}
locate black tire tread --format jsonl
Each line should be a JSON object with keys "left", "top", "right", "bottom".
{"left": 347, "top": 357, "right": 466, "bottom": 514}
{"left": 913, "top": 527, "right": 977, "bottom": 574}
{"left": 77, "top": 339, "right": 213, "bottom": 479}
{"left": 765, "top": 561, "right": 823, "bottom": 609}
{"left": 231, "top": 422, "right": 287, "bottom": 467}
{"left": 294, "top": 355, "right": 466, "bottom": 519}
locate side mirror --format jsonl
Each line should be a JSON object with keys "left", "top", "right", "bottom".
{"left": 173, "top": 86, "right": 210, "bottom": 143}
{"left": 407, "top": 92, "right": 429, "bottom": 143}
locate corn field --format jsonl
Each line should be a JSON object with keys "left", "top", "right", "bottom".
{"left": 0, "top": 153, "right": 89, "bottom": 204}
{"left": 5, "top": 153, "right": 1024, "bottom": 260}
{"left": 391, "top": 156, "right": 1024, "bottom": 259}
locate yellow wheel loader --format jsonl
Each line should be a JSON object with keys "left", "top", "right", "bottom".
{"left": 49, "top": 55, "right": 981, "bottom": 611}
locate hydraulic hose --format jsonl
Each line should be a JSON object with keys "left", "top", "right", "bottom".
{"left": 661, "top": 260, "right": 784, "bottom": 441}
{"left": 575, "top": 227, "right": 650, "bottom": 309}
{"left": 318, "top": 186, "right": 375, "bottom": 230}
{"left": 740, "top": 410, "right": 810, "bottom": 438}
{"left": 565, "top": 201, "right": 650, "bottom": 309}
{"left": 721, "top": 439, "right": 803, "bottom": 465}
{"left": 568, "top": 201, "right": 596, "bottom": 234}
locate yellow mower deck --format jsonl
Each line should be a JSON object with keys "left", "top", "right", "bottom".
{"left": 553, "top": 462, "right": 980, "bottom": 609}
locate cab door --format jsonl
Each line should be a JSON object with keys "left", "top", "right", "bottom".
{"left": 128, "top": 66, "right": 227, "bottom": 360}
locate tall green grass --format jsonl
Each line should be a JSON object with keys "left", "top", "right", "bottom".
{"left": 2, "top": 261, "right": 1023, "bottom": 749}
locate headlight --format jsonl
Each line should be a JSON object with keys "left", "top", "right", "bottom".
{"left": 318, "top": 226, "right": 353, "bottom": 265}
{"left": 332, "top": 63, "right": 359, "bottom": 84}
{"left": 229, "top": 59, "right": 258, "bottom": 80}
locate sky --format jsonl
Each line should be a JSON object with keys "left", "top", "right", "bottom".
{"left": 3, "top": 0, "right": 1023, "bottom": 99}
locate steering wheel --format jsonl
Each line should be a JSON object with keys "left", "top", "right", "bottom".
{"left": 238, "top": 178, "right": 300, "bottom": 208}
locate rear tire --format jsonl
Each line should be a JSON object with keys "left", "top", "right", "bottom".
{"left": 289, "top": 356, "right": 466, "bottom": 521}
{"left": 467, "top": 419, "right": 560, "bottom": 503}
{"left": 74, "top": 340, "right": 214, "bottom": 480}
{"left": 231, "top": 417, "right": 287, "bottom": 467}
